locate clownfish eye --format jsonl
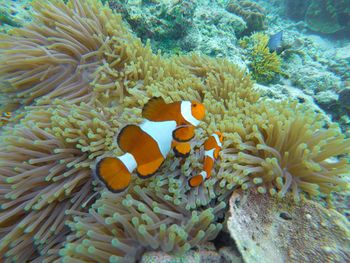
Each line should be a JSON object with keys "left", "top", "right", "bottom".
{"left": 192, "top": 103, "right": 197, "bottom": 107}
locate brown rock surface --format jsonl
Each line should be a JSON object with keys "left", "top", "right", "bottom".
{"left": 228, "top": 190, "right": 350, "bottom": 263}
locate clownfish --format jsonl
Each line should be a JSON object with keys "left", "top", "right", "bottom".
{"left": 0, "top": 112, "right": 11, "bottom": 125}
{"left": 188, "top": 132, "right": 223, "bottom": 187}
{"left": 94, "top": 97, "right": 205, "bottom": 193}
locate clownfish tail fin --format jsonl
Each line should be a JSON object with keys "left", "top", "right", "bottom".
{"left": 94, "top": 156, "right": 134, "bottom": 193}
{"left": 173, "top": 142, "right": 191, "bottom": 158}
{"left": 142, "top": 96, "right": 167, "bottom": 120}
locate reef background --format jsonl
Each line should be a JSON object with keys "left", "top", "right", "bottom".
{"left": 0, "top": 0, "right": 349, "bottom": 262}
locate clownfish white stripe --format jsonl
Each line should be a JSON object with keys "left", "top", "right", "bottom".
{"left": 212, "top": 133, "right": 222, "bottom": 148}
{"left": 200, "top": 171, "right": 207, "bottom": 180}
{"left": 140, "top": 120, "right": 177, "bottom": 158}
{"left": 181, "top": 101, "right": 200, "bottom": 127}
{"left": 118, "top": 153, "right": 138, "bottom": 173}
{"left": 204, "top": 149, "right": 215, "bottom": 159}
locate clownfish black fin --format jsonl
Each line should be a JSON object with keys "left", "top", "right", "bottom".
{"left": 142, "top": 96, "right": 167, "bottom": 121}
{"left": 95, "top": 157, "right": 132, "bottom": 193}
{"left": 117, "top": 124, "right": 141, "bottom": 152}
{"left": 173, "top": 142, "right": 191, "bottom": 158}
{"left": 137, "top": 157, "right": 164, "bottom": 178}
{"left": 172, "top": 126, "right": 195, "bottom": 142}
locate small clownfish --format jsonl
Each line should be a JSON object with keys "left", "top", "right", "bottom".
{"left": 0, "top": 112, "right": 11, "bottom": 125}
{"left": 188, "top": 132, "right": 223, "bottom": 188}
{"left": 94, "top": 97, "right": 205, "bottom": 193}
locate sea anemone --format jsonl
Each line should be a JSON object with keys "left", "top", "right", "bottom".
{"left": 0, "top": 100, "right": 121, "bottom": 260}
{"left": 0, "top": 0, "right": 133, "bottom": 111}
{"left": 60, "top": 186, "right": 225, "bottom": 262}
{"left": 0, "top": 0, "right": 349, "bottom": 262}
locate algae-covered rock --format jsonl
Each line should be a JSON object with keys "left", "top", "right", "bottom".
{"left": 228, "top": 190, "right": 350, "bottom": 263}
{"left": 285, "top": 0, "right": 350, "bottom": 34}
{"left": 305, "top": 0, "right": 350, "bottom": 34}
{"left": 141, "top": 249, "right": 222, "bottom": 263}
{"left": 181, "top": 3, "right": 246, "bottom": 64}
{"left": 140, "top": 245, "right": 243, "bottom": 263}
{"left": 0, "top": 0, "right": 32, "bottom": 33}
{"left": 285, "top": 0, "right": 311, "bottom": 21}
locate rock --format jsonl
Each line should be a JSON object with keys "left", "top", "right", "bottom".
{"left": 289, "top": 64, "right": 342, "bottom": 94}
{"left": 254, "top": 82, "right": 333, "bottom": 123}
{"left": 227, "top": 190, "right": 350, "bottom": 263}
{"left": 0, "top": 0, "right": 32, "bottom": 33}
{"left": 140, "top": 248, "right": 222, "bottom": 263}
{"left": 335, "top": 43, "right": 350, "bottom": 62}
{"left": 219, "top": 247, "right": 244, "bottom": 263}
{"left": 140, "top": 241, "right": 244, "bottom": 263}
{"left": 339, "top": 87, "right": 350, "bottom": 108}
{"left": 314, "top": 90, "right": 339, "bottom": 108}
{"left": 182, "top": 3, "right": 246, "bottom": 65}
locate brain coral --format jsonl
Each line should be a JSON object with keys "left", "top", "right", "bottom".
{"left": 226, "top": 0, "right": 266, "bottom": 35}
{"left": 0, "top": 0, "right": 349, "bottom": 262}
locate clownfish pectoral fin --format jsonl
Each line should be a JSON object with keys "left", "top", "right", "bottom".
{"left": 172, "top": 126, "right": 195, "bottom": 142}
{"left": 188, "top": 174, "right": 204, "bottom": 187}
{"left": 173, "top": 142, "right": 191, "bottom": 158}
{"left": 95, "top": 157, "right": 132, "bottom": 193}
{"left": 117, "top": 125, "right": 141, "bottom": 153}
{"left": 136, "top": 157, "right": 164, "bottom": 178}
{"left": 214, "top": 147, "right": 220, "bottom": 159}
{"left": 188, "top": 171, "right": 207, "bottom": 187}
{"left": 142, "top": 96, "right": 167, "bottom": 121}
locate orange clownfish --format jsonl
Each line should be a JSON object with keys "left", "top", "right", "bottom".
{"left": 188, "top": 132, "right": 223, "bottom": 188}
{"left": 94, "top": 97, "right": 205, "bottom": 193}
{"left": 0, "top": 112, "right": 11, "bottom": 124}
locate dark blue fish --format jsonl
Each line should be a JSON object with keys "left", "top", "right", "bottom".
{"left": 268, "top": 31, "right": 283, "bottom": 52}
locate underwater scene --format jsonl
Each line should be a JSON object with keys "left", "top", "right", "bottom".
{"left": 0, "top": 0, "right": 349, "bottom": 262}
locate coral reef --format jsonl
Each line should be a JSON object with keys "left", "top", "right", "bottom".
{"left": 226, "top": 0, "right": 266, "bottom": 35}
{"left": 280, "top": 33, "right": 349, "bottom": 134}
{"left": 181, "top": 2, "right": 246, "bottom": 61}
{"left": 285, "top": 0, "right": 350, "bottom": 34}
{"left": 228, "top": 190, "right": 350, "bottom": 262}
{"left": 239, "top": 32, "right": 282, "bottom": 83}
{"left": 284, "top": 0, "right": 311, "bottom": 21}
{"left": 0, "top": 0, "right": 349, "bottom": 262}
{"left": 305, "top": 0, "right": 350, "bottom": 34}
{"left": 107, "top": 0, "right": 197, "bottom": 52}
{"left": 106, "top": 0, "right": 247, "bottom": 62}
